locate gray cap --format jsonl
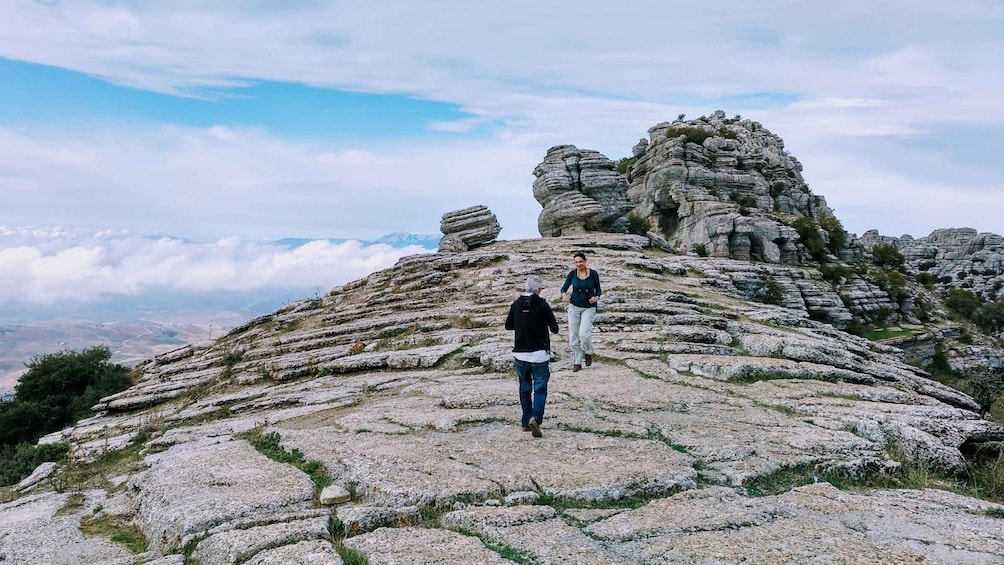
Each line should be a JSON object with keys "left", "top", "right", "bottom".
{"left": 525, "top": 275, "right": 544, "bottom": 293}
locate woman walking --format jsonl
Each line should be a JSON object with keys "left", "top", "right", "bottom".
{"left": 560, "top": 251, "right": 601, "bottom": 372}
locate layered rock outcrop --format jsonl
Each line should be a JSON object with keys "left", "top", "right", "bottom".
{"left": 532, "top": 111, "right": 849, "bottom": 264}
{"left": 4, "top": 233, "right": 1003, "bottom": 564}
{"left": 860, "top": 227, "right": 1004, "bottom": 298}
{"left": 438, "top": 205, "right": 501, "bottom": 252}
{"left": 533, "top": 145, "right": 634, "bottom": 236}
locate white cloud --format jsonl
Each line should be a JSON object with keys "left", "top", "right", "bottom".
{"left": 0, "top": 227, "right": 430, "bottom": 305}
{"left": 0, "top": 0, "right": 1002, "bottom": 243}
{"left": 0, "top": 124, "right": 544, "bottom": 240}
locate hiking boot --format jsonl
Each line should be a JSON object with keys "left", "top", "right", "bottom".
{"left": 572, "top": 364, "right": 581, "bottom": 372}
{"left": 584, "top": 354, "right": 593, "bottom": 367}
{"left": 522, "top": 426, "right": 532, "bottom": 432}
{"left": 528, "top": 417, "right": 542, "bottom": 438}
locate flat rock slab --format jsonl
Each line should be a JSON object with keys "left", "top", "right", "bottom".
{"left": 280, "top": 423, "right": 697, "bottom": 507}
{"left": 585, "top": 483, "right": 1004, "bottom": 564}
{"left": 244, "top": 539, "right": 342, "bottom": 565}
{"left": 442, "top": 505, "right": 632, "bottom": 565}
{"left": 343, "top": 527, "right": 512, "bottom": 564}
{"left": 0, "top": 491, "right": 132, "bottom": 565}
{"left": 191, "top": 516, "right": 330, "bottom": 565}
{"left": 134, "top": 439, "right": 316, "bottom": 553}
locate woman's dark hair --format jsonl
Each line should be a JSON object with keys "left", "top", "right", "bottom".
{"left": 573, "top": 252, "right": 587, "bottom": 261}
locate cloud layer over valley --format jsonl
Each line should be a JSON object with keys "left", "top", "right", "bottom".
{"left": 0, "top": 226, "right": 430, "bottom": 321}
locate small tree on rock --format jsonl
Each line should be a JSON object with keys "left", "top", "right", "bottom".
{"left": 871, "top": 243, "right": 906, "bottom": 272}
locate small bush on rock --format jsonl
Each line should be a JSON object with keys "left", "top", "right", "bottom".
{"left": 962, "top": 366, "right": 1004, "bottom": 418}
{"left": 871, "top": 243, "right": 906, "bottom": 272}
{"left": 791, "top": 217, "right": 828, "bottom": 262}
{"left": 615, "top": 156, "right": 637, "bottom": 175}
{"left": 945, "top": 288, "right": 982, "bottom": 320}
{"left": 0, "top": 442, "right": 69, "bottom": 487}
{"left": 758, "top": 277, "right": 785, "bottom": 306}
{"left": 626, "top": 211, "right": 648, "bottom": 235}
{"left": 666, "top": 125, "right": 713, "bottom": 145}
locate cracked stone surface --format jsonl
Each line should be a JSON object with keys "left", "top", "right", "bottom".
{"left": 0, "top": 491, "right": 134, "bottom": 564}
{"left": 343, "top": 527, "right": 512, "bottom": 564}
{"left": 3, "top": 233, "right": 1004, "bottom": 564}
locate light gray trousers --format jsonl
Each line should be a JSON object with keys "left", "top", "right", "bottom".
{"left": 567, "top": 304, "right": 596, "bottom": 364}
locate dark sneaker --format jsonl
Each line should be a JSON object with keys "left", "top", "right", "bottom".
{"left": 522, "top": 426, "right": 532, "bottom": 432}
{"left": 528, "top": 417, "right": 542, "bottom": 438}
{"left": 584, "top": 354, "right": 593, "bottom": 367}
{"left": 572, "top": 364, "right": 582, "bottom": 372}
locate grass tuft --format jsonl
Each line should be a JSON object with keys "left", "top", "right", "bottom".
{"left": 239, "top": 428, "right": 331, "bottom": 498}
{"left": 337, "top": 545, "right": 370, "bottom": 565}
{"left": 79, "top": 513, "right": 149, "bottom": 553}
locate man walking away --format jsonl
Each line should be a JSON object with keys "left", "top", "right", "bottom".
{"left": 505, "top": 275, "right": 559, "bottom": 438}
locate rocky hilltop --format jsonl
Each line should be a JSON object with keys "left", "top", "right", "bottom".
{"left": 533, "top": 111, "right": 848, "bottom": 265}
{"left": 2, "top": 232, "right": 1004, "bottom": 564}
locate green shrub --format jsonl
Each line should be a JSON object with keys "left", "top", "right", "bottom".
{"left": 0, "top": 347, "right": 132, "bottom": 448}
{"left": 916, "top": 272, "right": 937, "bottom": 287}
{"left": 974, "top": 298, "right": 1004, "bottom": 334}
{"left": 843, "top": 317, "right": 867, "bottom": 336}
{"left": 0, "top": 443, "right": 69, "bottom": 487}
{"left": 928, "top": 345, "right": 956, "bottom": 380}
{"left": 615, "top": 156, "right": 637, "bottom": 174}
{"left": 626, "top": 211, "right": 648, "bottom": 235}
{"left": 918, "top": 260, "right": 937, "bottom": 272}
{"left": 945, "top": 288, "right": 983, "bottom": 320}
{"left": 666, "top": 125, "right": 712, "bottom": 145}
{"left": 759, "top": 277, "right": 785, "bottom": 306}
{"left": 871, "top": 243, "right": 906, "bottom": 272}
{"left": 820, "top": 264, "right": 855, "bottom": 285}
{"left": 719, "top": 127, "right": 739, "bottom": 139}
{"left": 817, "top": 217, "right": 848, "bottom": 251}
{"left": 791, "top": 217, "right": 827, "bottom": 262}
{"left": 963, "top": 366, "right": 1004, "bottom": 418}
{"left": 967, "top": 450, "right": 1004, "bottom": 502}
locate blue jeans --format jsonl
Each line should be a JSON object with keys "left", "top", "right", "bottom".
{"left": 513, "top": 359, "right": 550, "bottom": 428}
{"left": 567, "top": 304, "right": 596, "bottom": 364}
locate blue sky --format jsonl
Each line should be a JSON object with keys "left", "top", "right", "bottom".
{"left": 1, "top": 0, "right": 1002, "bottom": 316}
{"left": 0, "top": 57, "right": 474, "bottom": 140}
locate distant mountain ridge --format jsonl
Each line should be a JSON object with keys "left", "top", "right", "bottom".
{"left": 274, "top": 231, "right": 441, "bottom": 249}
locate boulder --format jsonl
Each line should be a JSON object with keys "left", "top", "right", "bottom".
{"left": 438, "top": 205, "right": 501, "bottom": 252}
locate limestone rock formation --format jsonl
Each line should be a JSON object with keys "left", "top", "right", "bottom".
{"left": 860, "top": 227, "right": 1004, "bottom": 298}
{"left": 532, "top": 112, "right": 852, "bottom": 264}
{"left": 533, "top": 145, "right": 633, "bottom": 236}
{"left": 438, "top": 205, "right": 501, "bottom": 252}
{"left": 3, "top": 233, "right": 1003, "bottom": 564}
{"left": 856, "top": 227, "right": 1004, "bottom": 370}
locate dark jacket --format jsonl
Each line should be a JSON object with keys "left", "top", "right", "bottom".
{"left": 505, "top": 293, "right": 559, "bottom": 353}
